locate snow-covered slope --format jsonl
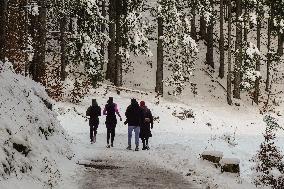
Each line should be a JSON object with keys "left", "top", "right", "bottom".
{"left": 0, "top": 62, "right": 73, "bottom": 189}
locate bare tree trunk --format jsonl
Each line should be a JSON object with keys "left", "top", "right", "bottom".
{"left": 277, "top": 32, "right": 283, "bottom": 56}
{"left": 227, "top": 0, "right": 232, "bottom": 105}
{"left": 206, "top": 0, "right": 214, "bottom": 69}
{"left": 60, "top": 15, "right": 67, "bottom": 81}
{"left": 190, "top": 0, "right": 197, "bottom": 41}
{"left": 219, "top": 0, "right": 225, "bottom": 78}
{"left": 0, "top": 0, "right": 8, "bottom": 62}
{"left": 233, "top": 0, "right": 242, "bottom": 99}
{"left": 107, "top": 0, "right": 116, "bottom": 83}
{"left": 101, "top": 0, "right": 106, "bottom": 60}
{"left": 200, "top": 15, "right": 206, "bottom": 40}
{"left": 115, "top": 0, "right": 122, "bottom": 87}
{"left": 243, "top": 7, "right": 248, "bottom": 42}
{"left": 254, "top": 8, "right": 261, "bottom": 104}
{"left": 266, "top": 16, "right": 272, "bottom": 92}
{"left": 156, "top": 16, "right": 164, "bottom": 95}
{"left": 33, "top": 0, "right": 47, "bottom": 85}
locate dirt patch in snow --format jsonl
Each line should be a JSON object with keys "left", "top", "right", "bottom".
{"left": 79, "top": 159, "right": 198, "bottom": 189}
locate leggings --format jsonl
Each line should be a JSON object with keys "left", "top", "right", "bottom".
{"left": 90, "top": 124, "right": 98, "bottom": 140}
{"left": 107, "top": 127, "right": 116, "bottom": 144}
{"left": 142, "top": 138, "right": 149, "bottom": 147}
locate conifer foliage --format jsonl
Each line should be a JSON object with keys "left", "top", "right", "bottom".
{"left": 253, "top": 115, "right": 284, "bottom": 189}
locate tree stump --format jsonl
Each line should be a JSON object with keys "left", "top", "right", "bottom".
{"left": 220, "top": 158, "right": 240, "bottom": 174}
{"left": 201, "top": 151, "right": 223, "bottom": 165}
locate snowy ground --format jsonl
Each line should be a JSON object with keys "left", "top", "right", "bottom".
{"left": 55, "top": 85, "right": 284, "bottom": 189}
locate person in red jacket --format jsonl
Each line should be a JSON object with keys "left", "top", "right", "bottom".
{"left": 139, "top": 101, "right": 153, "bottom": 150}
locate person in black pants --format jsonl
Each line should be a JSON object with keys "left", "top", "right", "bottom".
{"left": 103, "top": 97, "right": 122, "bottom": 148}
{"left": 86, "top": 99, "right": 101, "bottom": 143}
{"left": 139, "top": 101, "right": 153, "bottom": 150}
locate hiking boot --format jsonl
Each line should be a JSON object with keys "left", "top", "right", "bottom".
{"left": 126, "top": 145, "right": 131, "bottom": 150}
{"left": 146, "top": 146, "right": 150, "bottom": 150}
{"left": 106, "top": 144, "right": 110, "bottom": 148}
{"left": 142, "top": 146, "right": 147, "bottom": 150}
{"left": 135, "top": 146, "right": 139, "bottom": 151}
{"left": 111, "top": 143, "right": 114, "bottom": 147}
{"left": 90, "top": 139, "right": 94, "bottom": 144}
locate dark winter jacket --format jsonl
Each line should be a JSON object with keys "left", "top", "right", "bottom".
{"left": 140, "top": 106, "right": 153, "bottom": 138}
{"left": 103, "top": 103, "right": 118, "bottom": 126}
{"left": 86, "top": 105, "right": 101, "bottom": 125}
{"left": 125, "top": 101, "right": 143, "bottom": 127}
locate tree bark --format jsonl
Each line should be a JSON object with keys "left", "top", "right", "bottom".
{"left": 266, "top": 16, "right": 272, "bottom": 92}
{"left": 190, "top": 0, "right": 197, "bottom": 41}
{"left": 115, "top": 0, "right": 123, "bottom": 87}
{"left": 101, "top": 0, "right": 106, "bottom": 60}
{"left": 156, "top": 16, "right": 164, "bottom": 95}
{"left": 32, "top": 0, "right": 47, "bottom": 85}
{"left": 277, "top": 32, "right": 283, "bottom": 56}
{"left": 107, "top": 0, "right": 116, "bottom": 83}
{"left": 219, "top": 0, "right": 225, "bottom": 78}
{"left": 0, "top": 0, "right": 8, "bottom": 62}
{"left": 206, "top": 0, "right": 214, "bottom": 69}
{"left": 233, "top": 0, "right": 242, "bottom": 99}
{"left": 254, "top": 7, "right": 261, "bottom": 104}
{"left": 227, "top": 0, "right": 232, "bottom": 105}
{"left": 200, "top": 15, "right": 206, "bottom": 40}
{"left": 60, "top": 15, "right": 67, "bottom": 81}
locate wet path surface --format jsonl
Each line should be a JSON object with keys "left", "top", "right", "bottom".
{"left": 79, "top": 158, "right": 198, "bottom": 189}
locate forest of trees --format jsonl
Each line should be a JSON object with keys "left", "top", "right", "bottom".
{"left": 0, "top": 0, "right": 283, "bottom": 106}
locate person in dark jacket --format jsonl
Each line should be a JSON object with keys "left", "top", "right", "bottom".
{"left": 86, "top": 99, "right": 101, "bottom": 143}
{"left": 139, "top": 101, "right": 153, "bottom": 150}
{"left": 103, "top": 97, "right": 122, "bottom": 148}
{"left": 125, "top": 99, "right": 143, "bottom": 151}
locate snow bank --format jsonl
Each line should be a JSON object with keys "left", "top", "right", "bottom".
{"left": 0, "top": 62, "right": 73, "bottom": 188}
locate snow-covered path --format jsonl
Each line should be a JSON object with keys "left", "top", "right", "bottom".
{"left": 56, "top": 87, "right": 284, "bottom": 189}
{"left": 76, "top": 134, "right": 199, "bottom": 189}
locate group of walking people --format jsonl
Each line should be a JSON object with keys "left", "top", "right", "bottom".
{"left": 86, "top": 97, "right": 154, "bottom": 151}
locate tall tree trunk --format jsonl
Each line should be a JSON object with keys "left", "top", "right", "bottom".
{"left": 101, "top": 0, "right": 106, "bottom": 60}
{"left": 219, "top": 0, "right": 225, "bottom": 78}
{"left": 33, "top": 0, "right": 47, "bottom": 85}
{"left": 233, "top": 0, "right": 242, "bottom": 99}
{"left": 277, "top": 32, "right": 283, "bottom": 56}
{"left": 200, "top": 15, "right": 206, "bottom": 40}
{"left": 156, "top": 16, "right": 164, "bottom": 95}
{"left": 227, "top": 0, "right": 232, "bottom": 105}
{"left": 0, "top": 0, "right": 8, "bottom": 62}
{"left": 254, "top": 8, "right": 261, "bottom": 104}
{"left": 266, "top": 15, "right": 272, "bottom": 92}
{"left": 60, "top": 15, "right": 67, "bottom": 81}
{"left": 206, "top": 0, "right": 214, "bottom": 69}
{"left": 107, "top": 0, "right": 116, "bottom": 83}
{"left": 6, "top": 0, "right": 26, "bottom": 73}
{"left": 243, "top": 7, "right": 248, "bottom": 42}
{"left": 190, "top": 0, "right": 197, "bottom": 41}
{"left": 115, "top": 0, "right": 123, "bottom": 87}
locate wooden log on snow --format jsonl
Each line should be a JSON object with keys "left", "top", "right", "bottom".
{"left": 220, "top": 158, "right": 240, "bottom": 174}
{"left": 201, "top": 151, "right": 223, "bottom": 165}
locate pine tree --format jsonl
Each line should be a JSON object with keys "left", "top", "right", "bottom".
{"left": 253, "top": 115, "right": 284, "bottom": 189}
